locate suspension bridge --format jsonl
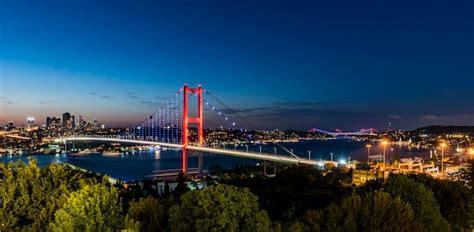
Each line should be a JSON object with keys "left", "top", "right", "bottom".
{"left": 308, "top": 128, "right": 378, "bottom": 136}
{"left": 63, "top": 84, "right": 340, "bottom": 174}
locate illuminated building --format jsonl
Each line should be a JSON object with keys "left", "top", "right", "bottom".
{"left": 62, "top": 112, "right": 71, "bottom": 128}
{"left": 352, "top": 169, "right": 385, "bottom": 185}
{"left": 71, "top": 115, "right": 76, "bottom": 129}
{"left": 5, "top": 121, "right": 14, "bottom": 131}
{"left": 26, "top": 117, "right": 35, "bottom": 130}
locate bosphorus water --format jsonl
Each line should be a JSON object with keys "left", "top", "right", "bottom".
{"left": 1, "top": 139, "right": 429, "bottom": 181}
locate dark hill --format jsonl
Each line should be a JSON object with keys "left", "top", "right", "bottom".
{"left": 412, "top": 125, "right": 474, "bottom": 135}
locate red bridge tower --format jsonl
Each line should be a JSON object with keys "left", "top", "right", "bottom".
{"left": 181, "top": 84, "right": 204, "bottom": 173}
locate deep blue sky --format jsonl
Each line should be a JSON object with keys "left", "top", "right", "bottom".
{"left": 1, "top": 0, "right": 473, "bottom": 130}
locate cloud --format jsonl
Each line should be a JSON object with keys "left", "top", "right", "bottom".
{"left": 421, "top": 114, "right": 440, "bottom": 121}
{"left": 38, "top": 101, "right": 50, "bottom": 104}
{"left": 211, "top": 101, "right": 347, "bottom": 116}
{"left": 0, "top": 97, "right": 13, "bottom": 105}
{"left": 388, "top": 114, "right": 403, "bottom": 119}
{"left": 155, "top": 96, "right": 168, "bottom": 100}
{"left": 90, "top": 91, "right": 112, "bottom": 99}
{"left": 140, "top": 100, "right": 153, "bottom": 105}
{"left": 273, "top": 101, "right": 347, "bottom": 107}
{"left": 123, "top": 91, "right": 142, "bottom": 100}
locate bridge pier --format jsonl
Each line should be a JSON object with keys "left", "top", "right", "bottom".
{"left": 182, "top": 148, "right": 188, "bottom": 174}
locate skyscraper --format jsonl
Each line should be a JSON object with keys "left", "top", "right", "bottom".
{"left": 46, "top": 116, "right": 52, "bottom": 127}
{"left": 71, "top": 115, "right": 76, "bottom": 129}
{"left": 62, "top": 112, "right": 71, "bottom": 128}
{"left": 78, "top": 116, "right": 84, "bottom": 129}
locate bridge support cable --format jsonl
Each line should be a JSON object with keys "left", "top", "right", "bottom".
{"left": 202, "top": 90, "right": 303, "bottom": 161}
{"left": 128, "top": 88, "right": 184, "bottom": 144}
{"left": 203, "top": 90, "right": 256, "bottom": 129}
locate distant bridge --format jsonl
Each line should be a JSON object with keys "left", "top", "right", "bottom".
{"left": 308, "top": 128, "right": 378, "bottom": 136}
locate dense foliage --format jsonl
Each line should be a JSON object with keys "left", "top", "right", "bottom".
{"left": 0, "top": 160, "right": 107, "bottom": 231}
{"left": 169, "top": 184, "right": 271, "bottom": 232}
{"left": 294, "top": 192, "right": 421, "bottom": 232}
{"left": 1, "top": 161, "right": 474, "bottom": 231}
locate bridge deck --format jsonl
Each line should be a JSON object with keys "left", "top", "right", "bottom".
{"left": 63, "top": 137, "right": 337, "bottom": 166}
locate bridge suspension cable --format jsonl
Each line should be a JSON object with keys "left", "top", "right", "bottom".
{"left": 202, "top": 90, "right": 302, "bottom": 160}
{"left": 129, "top": 88, "right": 184, "bottom": 144}
{"left": 203, "top": 90, "right": 257, "bottom": 129}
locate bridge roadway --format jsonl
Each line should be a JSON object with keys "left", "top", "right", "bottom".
{"left": 62, "top": 137, "right": 337, "bottom": 166}
{"left": 0, "top": 132, "right": 32, "bottom": 140}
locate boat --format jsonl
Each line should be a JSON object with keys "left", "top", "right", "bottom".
{"left": 102, "top": 149, "right": 122, "bottom": 157}
{"left": 69, "top": 149, "right": 92, "bottom": 156}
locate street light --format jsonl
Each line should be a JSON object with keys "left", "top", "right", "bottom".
{"left": 366, "top": 144, "right": 372, "bottom": 163}
{"left": 381, "top": 140, "right": 389, "bottom": 169}
{"left": 440, "top": 142, "right": 447, "bottom": 173}
{"left": 330, "top": 152, "right": 334, "bottom": 162}
{"left": 308, "top": 150, "right": 311, "bottom": 160}
{"left": 468, "top": 148, "right": 474, "bottom": 155}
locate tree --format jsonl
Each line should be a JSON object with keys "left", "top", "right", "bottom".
{"left": 172, "top": 171, "right": 189, "bottom": 198}
{"left": 169, "top": 184, "right": 271, "bottom": 232}
{"left": 49, "top": 183, "right": 124, "bottom": 231}
{"left": 127, "top": 196, "right": 166, "bottom": 232}
{"left": 0, "top": 160, "right": 104, "bottom": 231}
{"left": 407, "top": 174, "right": 474, "bottom": 232}
{"left": 296, "top": 192, "right": 422, "bottom": 232}
{"left": 384, "top": 175, "right": 450, "bottom": 231}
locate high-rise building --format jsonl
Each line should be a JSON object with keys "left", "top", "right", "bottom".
{"left": 46, "top": 116, "right": 52, "bottom": 127}
{"left": 26, "top": 117, "right": 36, "bottom": 131}
{"left": 27, "top": 117, "right": 35, "bottom": 128}
{"left": 78, "top": 116, "right": 84, "bottom": 129}
{"left": 62, "top": 112, "right": 71, "bottom": 128}
{"left": 71, "top": 115, "right": 76, "bottom": 129}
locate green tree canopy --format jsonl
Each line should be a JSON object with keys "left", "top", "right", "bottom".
{"left": 0, "top": 160, "right": 103, "bottom": 231}
{"left": 127, "top": 196, "right": 166, "bottom": 232}
{"left": 296, "top": 191, "right": 422, "bottom": 232}
{"left": 49, "top": 183, "right": 124, "bottom": 232}
{"left": 407, "top": 174, "right": 474, "bottom": 232}
{"left": 169, "top": 184, "right": 271, "bottom": 232}
{"left": 384, "top": 174, "right": 450, "bottom": 231}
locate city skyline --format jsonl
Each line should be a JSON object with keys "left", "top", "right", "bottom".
{"left": 1, "top": 0, "right": 473, "bottom": 130}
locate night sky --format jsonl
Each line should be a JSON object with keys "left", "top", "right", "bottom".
{"left": 1, "top": 0, "right": 473, "bottom": 130}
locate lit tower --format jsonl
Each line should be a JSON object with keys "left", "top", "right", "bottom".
{"left": 181, "top": 84, "right": 204, "bottom": 174}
